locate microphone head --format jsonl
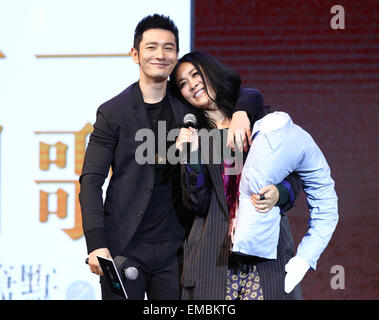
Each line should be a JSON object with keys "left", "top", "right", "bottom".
{"left": 124, "top": 267, "right": 139, "bottom": 280}
{"left": 183, "top": 113, "right": 197, "bottom": 128}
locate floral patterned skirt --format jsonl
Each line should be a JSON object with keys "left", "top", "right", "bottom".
{"left": 226, "top": 263, "right": 264, "bottom": 300}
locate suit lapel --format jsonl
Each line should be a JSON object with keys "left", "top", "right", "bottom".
{"left": 166, "top": 87, "right": 191, "bottom": 126}
{"left": 206, "top": 138, "right": 229, "bottom": 219}
{"left": 207, "top": 164, "right": 229, "bottom": 219}
{"left": 131, "top": 82, "right": 152, "bottom": 130}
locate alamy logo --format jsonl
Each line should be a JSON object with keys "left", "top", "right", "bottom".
{"left": 330, "top": 5, "right": 345, "bottom": 30}
{"left": 330, "top": 265, "right": 345, "bottom": 290}
{"left": 134, "top": 121, "right": 243, "bottom": 175}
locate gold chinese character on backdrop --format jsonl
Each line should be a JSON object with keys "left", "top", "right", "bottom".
{"left": 35, "top": 123, "right": 93, "bottom": 240}
{"left": 39, "top": 141, "right": 68, "bottom": 170}
{"left": 39, "top": 188, "right": 68, "bottom": 222}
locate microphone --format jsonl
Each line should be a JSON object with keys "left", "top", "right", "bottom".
{"left": 124, "top": 266, "right": 139, "bottom": 281}
{"left": 183, "top": 113, "right": 197, "bottom": 129}
{"left": 181, "top": 113, "right": 198, "bottom": 164}
{"left": 113, "top": 256, "right": 139, "bottom": 281}
{"left": 85, "top": 256, "right": 139, "bottom": 281}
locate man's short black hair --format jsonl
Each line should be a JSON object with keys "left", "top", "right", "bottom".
{"left": 134, "top": 14, "right": 179, "bottom": 52}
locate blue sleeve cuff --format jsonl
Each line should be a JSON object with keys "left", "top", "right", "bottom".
{"left": 185, "top": 165, "right": 205, "bottom": 188}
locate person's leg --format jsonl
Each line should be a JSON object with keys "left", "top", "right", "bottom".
{"left": 239, "top": 265, "right": 264, "bottom": 300}
{"left": 225, "top": 268, "right": 241, "bottom": 300}
{"left": 122, "top": 267, "right": 149, "bottom": 300}
{"left": 119, "top": 240, "right": 153, "bottom": 300}
{"left": 147, "top": 238, "right": 183, "bottom": 300}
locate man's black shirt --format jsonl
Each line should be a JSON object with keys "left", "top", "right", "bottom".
{"left": 133, "top": 96, "right": 186, "bottom": 242}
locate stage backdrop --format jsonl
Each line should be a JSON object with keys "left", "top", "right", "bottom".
{"left": 0, "top": 0, "right": 192, "bottom": 300}
{"left": 193, "top": 0, "right": 378, "bottom": 299}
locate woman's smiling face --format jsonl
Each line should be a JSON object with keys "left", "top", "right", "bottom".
{"left": 175, "top": 62, "right": 215, "bottom": 110}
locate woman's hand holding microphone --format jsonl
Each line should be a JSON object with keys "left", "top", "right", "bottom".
{"left": 176, "top": 127, "right": 199, "bottom": 153}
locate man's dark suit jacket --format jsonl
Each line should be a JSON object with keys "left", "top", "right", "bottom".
{"left": 79, "top": 82, "right": 193, "bottom": 256}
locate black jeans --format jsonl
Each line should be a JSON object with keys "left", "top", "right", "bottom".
{"left": 100, "top": 237, "right": 184, "bottom": 300}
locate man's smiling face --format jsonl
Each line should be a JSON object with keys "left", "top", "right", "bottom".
{"left": 132, "top": 28, "right": 178, "bottom": 83}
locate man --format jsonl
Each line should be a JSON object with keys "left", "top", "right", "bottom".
{"left": 79, "top": 14, "right": 258, "bottom": 300}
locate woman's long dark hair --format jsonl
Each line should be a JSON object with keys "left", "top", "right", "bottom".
{"left": 170, "top": 51, "right": 242, "bottom": 129}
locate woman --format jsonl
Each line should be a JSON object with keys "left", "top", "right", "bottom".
{"left": 171, "top": 52, "right": 303, "bottom": 300}
{"left": 173, "top": 51, "right": 338, "bottom": 300}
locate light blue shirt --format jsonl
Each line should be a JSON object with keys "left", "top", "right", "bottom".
{"left": 232, "top": 112, "right": 338, "bottom": 270}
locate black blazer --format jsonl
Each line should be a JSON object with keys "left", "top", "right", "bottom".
{"left": 79, "top": 82, "right": 192, "bottom": 255}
